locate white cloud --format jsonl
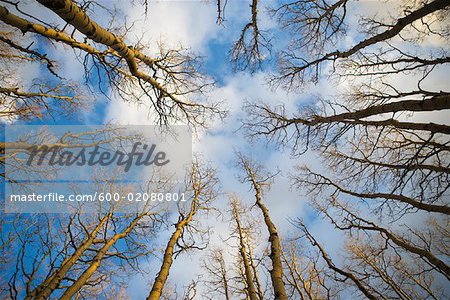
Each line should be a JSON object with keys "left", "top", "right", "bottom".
{"left": 113, "top": 1, "right": 219, "bottom": 52}
{"left": 6, "top": 0, "right": 446, "bottom": 297}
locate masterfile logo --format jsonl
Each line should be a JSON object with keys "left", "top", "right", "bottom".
{"left": 3, "top": 125, "right": 192, "bottom": 213}
{"left": 26, "top": 142, "right": 170, "bottom": 172}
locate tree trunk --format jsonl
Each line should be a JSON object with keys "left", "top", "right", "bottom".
{"left": 27, "top": 213, "right": 111, "bottom": 299}
{"left": 59, "top": 214, "right": 145, "bottom": 300}
{"left": 147, "top": 195, "right": 199, "bottom": 300}
{"left": 231, "top": 199, "right": 259, "bottom": 300}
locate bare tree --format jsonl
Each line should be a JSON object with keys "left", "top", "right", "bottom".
{"left": 201, "top": 248, "right": 232, "bottom": 300}
{"left": 0, "top": 0, "right": 226, "bottom": 126}
{"left": 2, "top": 177, "right": 168, "bottom": 300}
{"left": 346, "top": 236, "right": 446, "bottom": 300}
{"left": 296, "top": 222, "right": 379, "bottom": 300}
{"left": 147, "top": 159, "right": 219, "bottom": 300}
{"left": 58, "top": 201, "right": 163, "bottom": 300}
{"left": 237, "top": 153, "right": 288, "bottom": 300}
{"left": 281, "top": 240, "right": 337, "bottom": 300}
{"left": 271, "top": 0, "right": 348, "bottom": 62}
{"left": 242, "top": 0, "right": 450, "bottom": 298}
{"left": 229, "top": 0, "right": 271, "bottom": 72}
{"left": 0, "top": 26, "right": 82, "bottom": 122}
{"left": 270, "top": 0, "right": 449, "bottom": 88}
{"left": 230, "top": 196, "right": 259, "bottom": 300}
{"left": 201, "top": 195, "right": 272, "bottom": 300}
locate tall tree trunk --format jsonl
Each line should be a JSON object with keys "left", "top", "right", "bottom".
{"left": 146, "top": 194, "right": 199, "bottom": 300}
{"left": 59, "top": 213, "right": 148, "bottom": 300}
{"left": 253, "top": 186, "right": 287, "bottom": 300}
{"left": 27, "top": 213, "right": 111, "bottom": 299}
{"left": 34, "top": 0, "right": 178, "bottom": 98}
{"left": 247, "top": 240, "right": 264, "bottom": 299}
{"left": 231, "top": 199, "right": 259, "bottom": 300}
{"left": 238, "top": 155, "right": 288, "bottom": 300}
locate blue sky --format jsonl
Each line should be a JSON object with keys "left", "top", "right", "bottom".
{"left": 1, "top": 2, "right": 316, "bottom": 297}
{"left": 2, "top": 0, "right": 449, "bottom": 298}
